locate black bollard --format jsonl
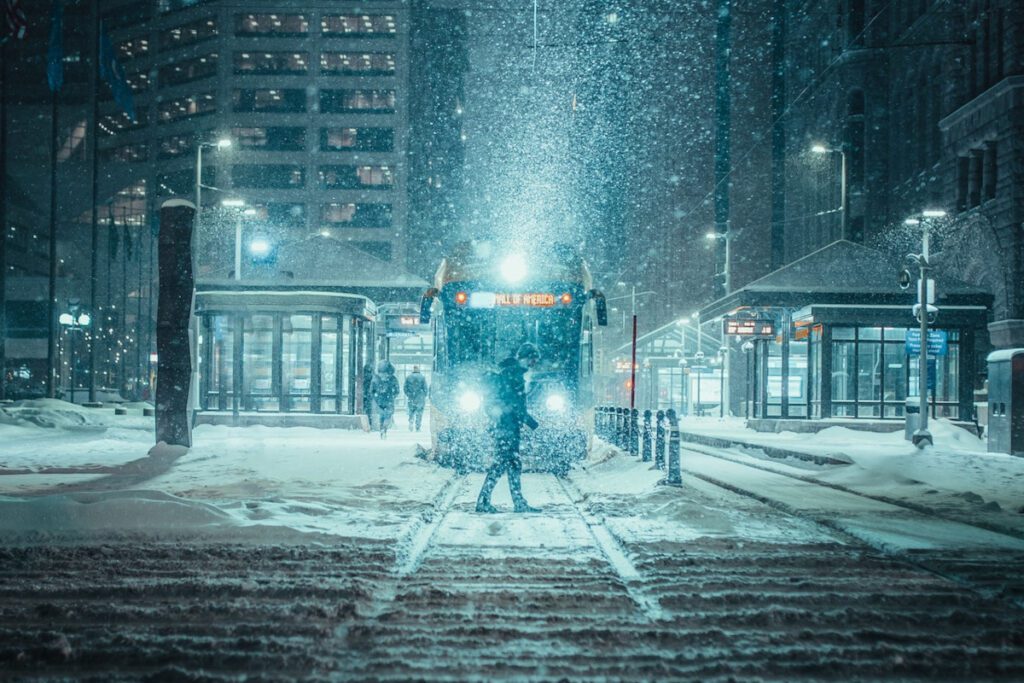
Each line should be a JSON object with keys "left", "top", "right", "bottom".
{"left": 642, "top": 410, "right": 652, "bottom": 462}
{"left": 655, "top": 409, "right": 666, "bottom": 470}
{"left": 596, "top": 406, "right": 604, "bottom": 439}
{"left": 614, "top": 407, "right": 624, "bottom": 449}
{"left": 629, "top": 408, "right": 639, "bottom": 456}
{"left": 664, "top": 408, "right": 682, "bottom": 486}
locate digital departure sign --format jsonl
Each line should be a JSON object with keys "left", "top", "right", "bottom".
{"left": 494, "top": 293, "right": 556, "bottom": 307}
{"left": 723, "top": 316, "right": 775, "bottom": 338}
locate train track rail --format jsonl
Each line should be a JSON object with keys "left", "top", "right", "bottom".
{"left": 675, "top": 441, "right": 1024, "bottom": 608}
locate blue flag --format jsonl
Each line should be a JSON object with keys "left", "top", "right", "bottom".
{"left": 46, "top": 0, "right": 62, "bottom": 91}
{"left": 98, "top": 21, "right": 136, "bottom": 121}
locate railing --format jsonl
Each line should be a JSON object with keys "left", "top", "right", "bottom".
{"left": 595, "top": 405, "right": 681, "bottom": 487}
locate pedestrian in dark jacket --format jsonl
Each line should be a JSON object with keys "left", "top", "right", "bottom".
{"left": 371, "top": 361, "right": 400, "bottom": 438}
{"left": 403, "top": 366, "right": 429, "bottom": 432}
{"left": 362, "top": 361, "right": 376, "bottom": 423}
{"left": 476, "top": 343, "right": 541, "bottom": 513}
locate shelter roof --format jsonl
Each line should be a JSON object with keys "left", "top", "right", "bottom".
{"left": 700, "top": 240, "right": 991, "bottom": 320}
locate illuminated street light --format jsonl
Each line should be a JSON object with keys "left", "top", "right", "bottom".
{"left": 810, "top": 142, "right": 849, "bottom": 241}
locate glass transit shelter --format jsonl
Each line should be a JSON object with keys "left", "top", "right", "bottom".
{"left": 699, "top": 241, "right": 993, "bottom": 423}
{"left": 195, "top": 289, "right": 375, "bottom": 415}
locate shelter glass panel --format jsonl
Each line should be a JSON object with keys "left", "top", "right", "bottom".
{"left": 831, "top": 337, "right": 856, "bottom": 417}
{"left": 321, "top": 316, "right": 339, "bottom": 413}
{"left": 283, "top": 315, "right": 312, "bottom": 411}
{"left": 244, "top": 314, "right": 276, "bottom": 411}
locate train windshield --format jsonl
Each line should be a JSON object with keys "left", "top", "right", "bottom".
{"left": 445, "top": 305, "right": 581, "bottom": 375}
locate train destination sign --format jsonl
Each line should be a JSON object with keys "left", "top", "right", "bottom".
{"left": 495, "top": 292, "right": 555, "bottom": 307}
{"left": 723, "top": 316, "right": 775, "bottom": 338}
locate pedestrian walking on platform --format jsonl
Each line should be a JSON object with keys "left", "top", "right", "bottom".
{"left": 371, "top": 361, "right": 399, "bottom": 438}
{"left": 404, "top": 366, "right": 429, "bottom": 432}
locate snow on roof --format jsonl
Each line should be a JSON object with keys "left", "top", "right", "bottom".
{"left": 741, "top": 240, "right": 989, "bottom": 296}
{"left": 200, "top": 235, "right": 429, "bottom": 289}
{"left": 986, "top": 349, "right": 1024, "bottom": 362}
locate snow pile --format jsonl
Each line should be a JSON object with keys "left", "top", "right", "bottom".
{"left": 0, "top": 399, "right": 109, "bottom": 431}
{"left": 0, "top": 398, "right": 154, "bottom": 432}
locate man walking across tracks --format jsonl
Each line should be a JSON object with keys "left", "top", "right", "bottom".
{"left": 403, "top": 365, "right": 428, "bottom": 432}
{"left": 475, "top": 343, "right": 541, "bottom": 514}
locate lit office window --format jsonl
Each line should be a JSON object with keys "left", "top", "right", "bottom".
{"left": 159, "top": 53, "right": 218, "bottom": 86}
{"left": 233, "top": 164, "right": 306, "bottom": 189}
{"left": 233, "top": 89, "right": 307, "bottom": 113}
{"left": 321, "top": 14, "right": 396, "bottom": 37}
{"left": 101, "top": 143, "right": 149, "bottom": 163}
{"left": 158, "top": 93, "right": 216, "bottom": 123}
{"left": 320, "top": 89, "right": 395, "bottom": 114}
{"left": 321, "top": 127, "right": 393, "bottom": 152}
{"left": 161, "top": 17, "right": 218, "bottom": 51}
{"left": 117, "top": 37, "right": 149, "bottom": 60}
{"left": 235, "top": 14, "right": 309, "bottom": 36}
{"left": 233, "top": 127, "right": 306, "bottom": 151}
{"left": 318, "top": 165, "right": 393, "bottom": 190}
{"left": 234, "top": 51, "right": 308, "bottom": 75}
{"left": 321, "top": 203, "right": 392, "bottom": 228}
{"left": 320, "top": 52, "right": 395, "bottom": 76}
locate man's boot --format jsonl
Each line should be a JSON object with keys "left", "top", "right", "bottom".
{"left": 508, "top": 462, "right": 539, "bottom": 513}
{"left": 475, "top": 470, "right": 500, "bottom": 513}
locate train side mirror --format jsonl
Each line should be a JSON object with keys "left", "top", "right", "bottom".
{"left": 589, "top": 289, "right": 608, "bottom": 326}
{"left": 420, "top": 288, "right": 438, "bottom": 324}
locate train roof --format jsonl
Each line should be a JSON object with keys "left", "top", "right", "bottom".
{"left": 434, "top": 241, "right": 593, "bottom": 290}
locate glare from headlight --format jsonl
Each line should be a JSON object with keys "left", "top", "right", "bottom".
{"left": 500, "top": 254, "right": 528, "bottom": 283}
{"left": 545, "top": 394, "right": 567, "bottom": 411}
{"left": 458, "top": 390, "right": 482, "bottom": 412}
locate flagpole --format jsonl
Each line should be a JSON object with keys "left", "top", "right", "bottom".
{"left": 87, "top": 0, "right": 100, "bottom": 403}
{"left": 47, "top": 90, "right": 59, "bottom": 398}
{"left": 0, "top": 39, "right": 8, "bottom": 401}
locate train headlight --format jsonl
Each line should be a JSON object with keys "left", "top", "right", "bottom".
{"left": 545, "top": 393, "right": 567, "bottom": 412}
{"left": 458, "top": 390, "right": 482, "bottom": 413}
{"left": 501, "top": 254, "right": 528, "bottom": 283}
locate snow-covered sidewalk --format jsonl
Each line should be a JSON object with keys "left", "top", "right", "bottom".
{"left": 677, "top": 416, "right": 1023, "bottom": 509}
{"left": 0, "top": 400, "right": 452, "bottom": 543}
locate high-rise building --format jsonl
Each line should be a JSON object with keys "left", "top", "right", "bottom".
{"left": 93, "top": 0, "right": 410, "bottom": 270}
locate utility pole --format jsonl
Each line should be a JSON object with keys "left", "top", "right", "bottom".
{"left": 629, "top": 285, "right": 637, "bottom": 410}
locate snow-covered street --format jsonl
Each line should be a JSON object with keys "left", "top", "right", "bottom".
{"left": 2, "top": 401, "right": 1024, "bottom": 680}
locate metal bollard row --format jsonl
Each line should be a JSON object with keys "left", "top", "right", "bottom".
{"left": 641, "top": 410, "right": 652, "bottom": 462}
{"left": 655, "top": 410, "right": 665, "bottom": 470}
{"left": 663, "top": 408, "right": 682, "bottom": 486}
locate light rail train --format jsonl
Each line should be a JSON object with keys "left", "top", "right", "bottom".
{"left": 419, "top": 242, "right": 607, "bottom": 474}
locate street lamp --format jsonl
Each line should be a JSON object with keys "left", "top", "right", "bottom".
{"left": 195, "top": 136, "right": 232, "bottom": 237}
{"left": 904, "top": 208, "right": 947, "bottom": 448}
{"left": 705, "top": 230, "right": 731, "bottom": 295}
{"left": 221, "top": 199, "right": 256, "bottom": 280}
{"left": 59, "top": 304, "right": 92, "bottom": 404}
{"left": 811, "top": 143, "right": 849, "bottom": 241}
